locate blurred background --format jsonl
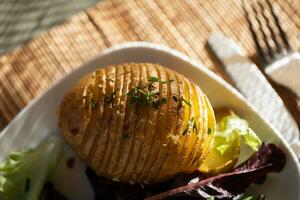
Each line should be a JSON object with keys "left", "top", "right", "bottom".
{"left": 0, "top": 0, "right": 99, "bottom": 55}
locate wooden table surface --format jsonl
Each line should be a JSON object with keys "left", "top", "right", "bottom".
{"left": 0, "top": 0, "right": 299, "bottom": 131}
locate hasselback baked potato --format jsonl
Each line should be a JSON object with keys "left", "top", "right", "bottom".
{"left": 58, "top": 63, "right": 216, "bottom": 184}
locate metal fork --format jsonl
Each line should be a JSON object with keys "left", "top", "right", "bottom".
{"left": 243, "top": 0, "right": 300, "bottom": 98}
{"left": 243, "top": 0, "right": 300, "bottom": 158}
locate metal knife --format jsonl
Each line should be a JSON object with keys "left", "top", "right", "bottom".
{"left": 265, "top": 52, "right": 300, "bottom": 98}
{"left": 207, "top": 32, "right": 300, "bottom": 158}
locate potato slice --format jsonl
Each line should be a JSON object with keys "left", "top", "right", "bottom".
{"left": 133, "top": 64, "right": 160, "bottom": 181}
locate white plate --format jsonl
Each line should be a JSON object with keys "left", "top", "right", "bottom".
{"left": 0, "top": 42, "right": 299, "bottom": 200}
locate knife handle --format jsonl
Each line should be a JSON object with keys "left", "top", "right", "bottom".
{"left": 266, "top": 52, "right": 300, "bottom": 99}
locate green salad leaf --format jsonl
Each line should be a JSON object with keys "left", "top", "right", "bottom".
{"left": 0, "top": 137, "right": 63, "bottom": 200}
{"left": 214, "top": 115, "right": 262, "bottom": 155}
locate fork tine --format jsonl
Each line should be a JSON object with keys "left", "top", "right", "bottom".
{"left": 242, "top": 1, "right": 267, "bottom": 65}
{"left": 257, "top": 2, "right": 282, "bottom": 55}
{"left": 266, "top": 0, "right": 291, "bottom": 50}
{"left": 252, "top": 3, "right": 274, "bottom": 62}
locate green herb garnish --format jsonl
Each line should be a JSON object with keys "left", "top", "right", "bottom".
{"left": 181, "top": 98, "right": 191, "bottom": 106}
{"left": 182, "top": 128, "right": 188, "bottom": 135}
{"left": 188, "top": 117, "right": 195, "bottom": 126}
{"left": 24, "top": 178, "right": 31, "bottom": 192}
{"left": 122, "top": 133, "right": 130, "bottom": 140}
{"left": 176, "top": 96, "right": 191, "bottom": 113}
{"left": 172, "top": 95, "right": 178, "bottom": 102}
{"left": 104, "top": 92, "right": 116, "bottom": 106}
{"left": 89, "top": 99, "right": 97, "bottom": 110}
{"left": 207, "top": 128, "right": 212, "bottom": 135}
{"left": 193, "top": 121, "right": 198, "bottom": 135}
{"left": 148, "top": 76, "right": 160, "bottom": 82}
{"left": 185, "top": 116, "right": 198, "bottom": 135}
{"left": 127, "top": 83, "right": 166, "bottom": 109}
{"left": 161, "top": 79, "right": 174, "bottom": 84}
{"left": 148, "top": 76, "right": 174, "bottom": 84}
{"left": 159, "top": 97, "right": 167, "bottom": 105}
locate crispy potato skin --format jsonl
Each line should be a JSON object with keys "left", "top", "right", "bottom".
{"left": 58, "top": 63, "right": 216, "bottom": 184}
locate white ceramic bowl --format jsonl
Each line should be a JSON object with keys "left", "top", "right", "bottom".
{"left": 0, "top": 42, "right": 299, "bottom": 200}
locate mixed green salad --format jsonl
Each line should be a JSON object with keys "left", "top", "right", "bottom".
{"left": 0, "top": 114, "right": 286, "bottom": 200}
{"left": 0, "top": 137, "right": 63, "bottom": 200}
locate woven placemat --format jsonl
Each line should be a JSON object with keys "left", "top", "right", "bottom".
{"left": 0, "top": 0, "right": 299, "bottom": 129}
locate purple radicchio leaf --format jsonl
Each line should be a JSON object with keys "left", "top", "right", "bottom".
{"left": 145, "top": 142, "right": 286, "bottom": 200}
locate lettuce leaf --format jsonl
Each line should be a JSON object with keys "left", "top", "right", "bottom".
{"left": 214, "top": 115, "right": 261, "bottom": 155}
{"left": 0, "top": 137, "right": 63, "bottom": 200}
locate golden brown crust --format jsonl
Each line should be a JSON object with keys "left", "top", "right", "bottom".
{"left": 58, "top": 74, "right": 94, "bottom": 157}
{"left": 58, "top": 63, "right": 216, "bottom": 184}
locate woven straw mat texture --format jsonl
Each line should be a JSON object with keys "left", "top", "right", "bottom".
{"left": 0, "top": 0, "right": 300, "bottom": 130}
